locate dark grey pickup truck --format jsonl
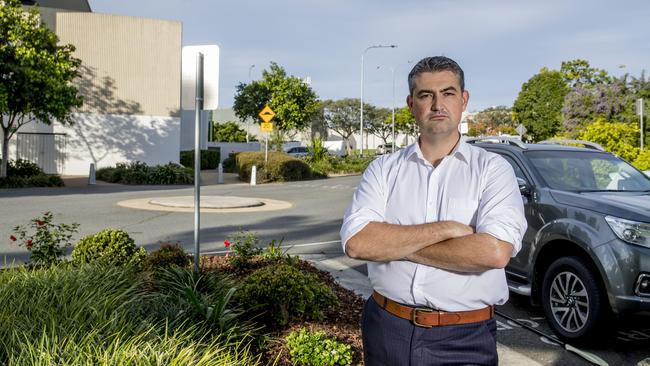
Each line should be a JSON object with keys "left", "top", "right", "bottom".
{"left": 468, "top": 137, "right": 650, "bottom": 343}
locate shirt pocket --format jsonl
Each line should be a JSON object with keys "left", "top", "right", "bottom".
{"left": 445, "top": 197, "right": 478, "bottom": 226}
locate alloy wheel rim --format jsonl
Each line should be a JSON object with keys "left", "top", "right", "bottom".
{"left": 548, "top": 271, "right": 590, "bottom": 333}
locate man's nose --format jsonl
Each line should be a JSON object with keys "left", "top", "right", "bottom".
{"left": 430, "top": 94, "right": 443, "bottom": 111}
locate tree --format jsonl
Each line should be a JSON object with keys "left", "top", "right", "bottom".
{"left": 232, "top": 62, "right": 319, "bottom": 143}
{"left": 470, "top": 106, "right": 515, "bottom": 136}
{"left": 313, "top": 98, "right": 363, "bottom": 155}
{"left": 394, "top": 106, "right": 418, "bottom": 144}
{"left": 0, "top": 0, "right": 83, "bottom": 177}
{"left": 366, "top": 106, "right": 393, "bottom": 145}
{"left": 211, "top": 121, "right": 251, "bottom": 142}
{"left": 560, "top": 59, "right": 611, "bottom": 88}
{"left": 512, "top": 68, "right": 569, "bottom": 141}
{"left": 562, "top": 77, "right": 631, "bottom": 137}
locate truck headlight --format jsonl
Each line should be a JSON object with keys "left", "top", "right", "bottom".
{"left": 605, "top": 216, "right": 650, "bottom": 248}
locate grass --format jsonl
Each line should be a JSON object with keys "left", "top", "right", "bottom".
{"left": 0, "top": 263, "right": 264, "bottom": 365}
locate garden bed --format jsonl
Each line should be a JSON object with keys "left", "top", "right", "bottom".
{"left": 201, "top": 256, "right": 366, "bottom": 365}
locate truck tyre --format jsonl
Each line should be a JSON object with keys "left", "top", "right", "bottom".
{"left": 541, "top": 256, "right": 609, "bottom": 343}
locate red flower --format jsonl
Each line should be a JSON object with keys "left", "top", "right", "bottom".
{"left": 10, "top": 235, "right": 17, "bottom": 242}
{"left": 36, "top": 220, "right": 45, "bottom": 226}
{"left": 26, "top": 240, "right": 33, "bottom": 248}
{"left": 224, "top": 239, "right": 231, "bottom": 248}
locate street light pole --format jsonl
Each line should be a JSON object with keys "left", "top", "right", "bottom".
{"left": 360, "top": 44, "right": 396, "bottom": 156}
{"left": 246, "top": 64, "right": 255, "bottom": 143}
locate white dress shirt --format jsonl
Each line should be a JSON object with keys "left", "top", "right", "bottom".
{"left": 340, "top": 139, "right": 527, "bottom": 311}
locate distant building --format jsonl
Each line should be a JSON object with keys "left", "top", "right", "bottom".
{"left": 8, "top": 0, "right": 181, "bottom": 175}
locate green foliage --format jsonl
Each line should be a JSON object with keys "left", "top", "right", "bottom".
{"left": 211, "top": 121, "right": 251, "bottom": 142}
{"left": 233, "top": 62, "right": 320, "bottom": 135}
{"left": 560, "top": 59, "right": 611, "bottom": 88}
{"left": 72, "top": 229, "right": 147, "bottom": 267}
{"left": 0, "top": 264, "right": 262, "bottom": 365}
{"left": 366, "top": 106, "right": 393, "bottom": 144}
{"left": 10, "top": 212, "right": 79, "bottom": 266}
{"left": 259, "top": 238, "right": 299, "bottom": 266}
{"left": 145, "top": 243, "right": 191, "bottom": 271}
{"left": 236, "top": 263, "right": 338, "bottom": 325}
{"left": 285, "top": 328, "right": 354, "bottom": 366}
{"left": 306, "top": 155, "right": 374, "bottom": 177}
{"left": 512, "top": 68, "right": 569, "bottom": 141}
{"left": 633, "top": 149, "right": 650, "bottom": 171}
{"left": 578, "top": 119, "right": 640, "bottom": 162}
{"left": 151, "top": 267, "right": 255, "bottom": 336}
{"left": 0, "top": 173, "right": 63, "bottom": 188}
{"left": 180, "top": 149, "right": 221, "bottom": 170}
{"left": 226, "top": 230, "right": 262, "bottom": 269}
{"left": 235, "top": 151, "right": 312, "bottom": 183}
{"left": 308, "top": 137, "right": 328, "bottom": 162}
{"left": 5, "top": 159, "right": 43, "bottom": 177}
{"left": 0, "top": 0, "right": 83, "bottom": 177}
{"left": 222, "top": 152, "right": 238, "bottom": 173}
{"left": 469, "top": 106, "right": 514, "bottom": 136}
{"left": 96, "top": 161, "right": 193, "bottom": 185}
{"left": 313, "top": 98, "right": 364, "bottom": 155}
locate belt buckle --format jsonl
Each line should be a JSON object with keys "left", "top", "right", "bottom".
{"left": 411, "top": 307, "right": 435, "bottom": 328}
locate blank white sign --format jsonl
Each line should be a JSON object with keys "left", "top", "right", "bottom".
{"left": 182, "top": 45, "right": 219, "bottom": 110}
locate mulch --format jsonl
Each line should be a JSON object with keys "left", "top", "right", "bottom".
{"left": 201, "top": 256, "right": 366, "bottom": 365}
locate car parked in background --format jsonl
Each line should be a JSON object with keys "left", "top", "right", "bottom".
{"left": 285, "top": 146, "right": 310, "bottom": 157}
{"left": 375, "top": 143, "right": 398, "bottom": 155}
{"left": 467, "top": 137, "right": 650, "bottom": 344}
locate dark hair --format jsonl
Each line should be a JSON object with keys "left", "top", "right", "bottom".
{"left": 408, "top": 56, "right": 465, "bottom": 95}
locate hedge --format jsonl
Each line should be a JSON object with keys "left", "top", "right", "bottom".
{"left": 235, "top": 152, "right": 312, "bottom": 183}
{"left": 180, "top": 149, "right": 220, "bottom": 170}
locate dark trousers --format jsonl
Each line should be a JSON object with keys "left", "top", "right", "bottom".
{"left": 362, "top": 295, "right": 498, "bottom": 366}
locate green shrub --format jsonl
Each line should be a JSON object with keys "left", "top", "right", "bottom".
{"left": 633, "top": 148, "right": 650, "bottom": 171}
{"left": 0, "top": 263, "right": 261, "bottom": 365}
{"left": 7, "top": 158, "right": 43, "bottom": 177}
{"left": 72, "top": 229, "right": 147, "bottom": 267}
{"left": 286, "top": 328, "right": 354, "bottom": 366}
{"left": 96, "top": 162, "right": 192, "bottom": 185}
{"left": 10, "top": 212, "right": 79, "bottom": 266}
{"left": 145, "top": 243, "right": 191, "bottom": 271}
{"left": 227, "top": 230, "right": 262, "bottom": 270}
{"left": 308, "top": 137, "right": 328, "bottom": 162}
{"left": 236, "top": 151, "right": 312, "bottom": 183}
{"left": 0, "top": 173, "right": 64, "bottom": 188}
{"left": 222, "top": 153, "right": 238, "bottom": 173}
{"left": 236, "top": 263, "right": 338, "bottom": 325}
{"left": 180, "top": 149, "right": 221, "bottom": 170}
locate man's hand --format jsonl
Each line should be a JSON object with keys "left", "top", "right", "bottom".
{"left": 344, "top": 220, "right": 473, "bottom": 262}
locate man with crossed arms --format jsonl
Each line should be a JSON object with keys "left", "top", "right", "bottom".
{"left": 341, "top": 56, "right": 527, "bottom": 366}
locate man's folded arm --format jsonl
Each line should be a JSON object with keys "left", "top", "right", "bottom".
{"left": 344, "top": 220, "right": 474, "bottom": 262}
{"left": 405, "top": 233, "right": 514, "bottom": 272}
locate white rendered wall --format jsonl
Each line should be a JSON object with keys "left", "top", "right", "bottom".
{"left": 54, "top": 113, "right": 180, "bottom": 175}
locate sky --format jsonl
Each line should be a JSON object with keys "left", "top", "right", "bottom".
{"left": 88, "top": 0, "right": 650, "bottom": 113}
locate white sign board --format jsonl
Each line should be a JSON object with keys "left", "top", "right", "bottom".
{"left": 460, "top": 121, "right": 468, "bottom": 134}
{"left": 182, "top": 45, "right": 219, "bottom": 110}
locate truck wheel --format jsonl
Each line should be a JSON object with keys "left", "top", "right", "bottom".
{"left": 541, "top": 256, "right": 609, "bottom": 343}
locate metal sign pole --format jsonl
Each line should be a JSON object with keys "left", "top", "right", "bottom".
{"left": 193, "top": 53, "right": 204, "bottom": 272}
{"left": 265, "top": 132, "right": 268, "bottom": 163}
{"left": 639, "top": 98, "right": 644, "bottom": 151}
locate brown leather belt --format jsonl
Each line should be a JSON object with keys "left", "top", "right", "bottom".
{"left": 372, "top": 291, "right": 494, "bottom": 328}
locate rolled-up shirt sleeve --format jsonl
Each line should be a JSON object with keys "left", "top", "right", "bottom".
{"left": 340, "top": 159, "right": 386, "bottom": 252}
{"left": 475, "top": 156, "right": 527, "bottom": 256}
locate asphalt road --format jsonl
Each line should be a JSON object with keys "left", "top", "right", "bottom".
{"left": 1, "top": 174, "right": 649, "bottom": 365}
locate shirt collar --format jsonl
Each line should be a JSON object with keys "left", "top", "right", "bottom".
{"left": 405, "top": 136, "right": 471, "bottom": 165}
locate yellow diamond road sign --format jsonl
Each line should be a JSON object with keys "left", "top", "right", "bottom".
{"left": 259, "top": 105, "right": 275, "bottom": 123}
{"left": 261, "top": 122, "right": 273, "bottom": 132}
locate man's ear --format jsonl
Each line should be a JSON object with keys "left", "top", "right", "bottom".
{"left": 406, "top": 94, "right": 413, "bottom": 109}
{"left": 462, "top": 90, "right": 470, "bottom": 111}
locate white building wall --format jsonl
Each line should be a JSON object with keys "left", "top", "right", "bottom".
{"left": 54, "top": 113, "right": 180, "bottom": 175}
